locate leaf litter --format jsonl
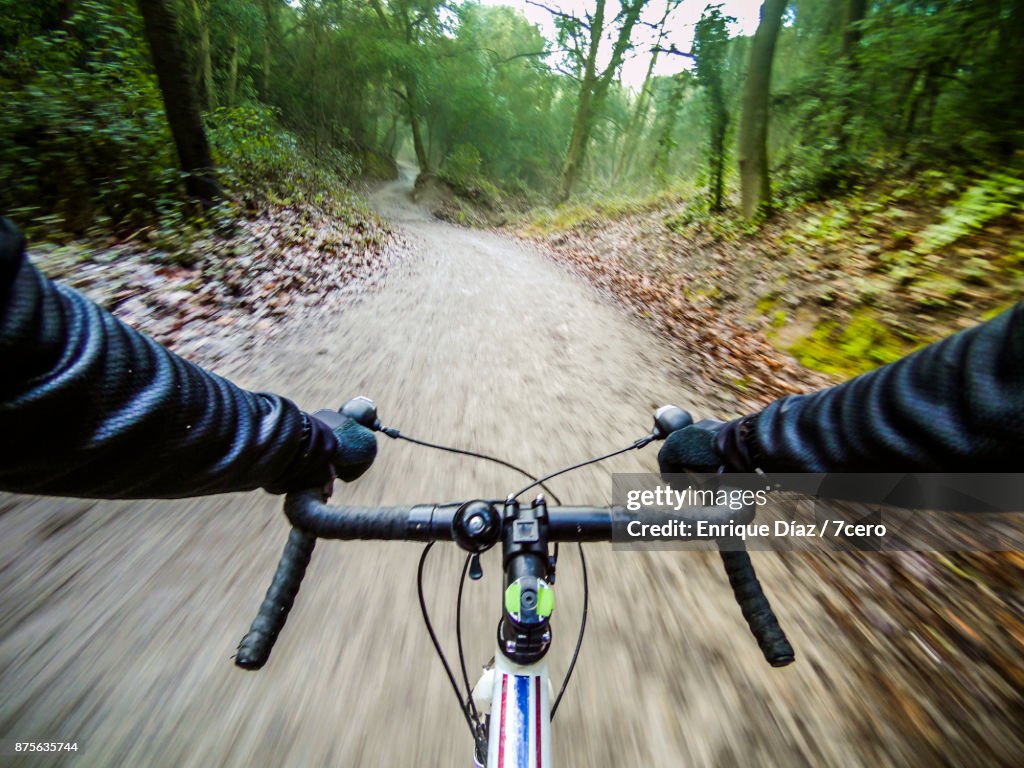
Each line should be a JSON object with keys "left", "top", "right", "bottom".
{"left": 29, "top": 199, "right": 403, "bottom": 364}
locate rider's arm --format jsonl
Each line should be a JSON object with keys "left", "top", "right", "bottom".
{"left": 716, "top": 302, "right": 1024, "bottom": 472}
{"left": 0, "top": 217, "right": 372, "bottom": 499}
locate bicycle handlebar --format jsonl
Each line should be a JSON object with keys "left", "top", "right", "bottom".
{"left": 282, "top": 490, "right": 782, "bottom": 542}
{"left": 718, "top": 546, "right": 795, "bottom": 666}
{"left": 235, "top": 528, "right": 315, "bottom": 670}
{"left": 236, "top": 490, "right": 795, "bottom": 669}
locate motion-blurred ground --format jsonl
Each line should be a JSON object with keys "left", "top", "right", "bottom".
{"left": 1, "top": 177, "right": 1021, "bottom": 767}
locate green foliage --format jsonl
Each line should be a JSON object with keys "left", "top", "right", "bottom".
{"left": 800, "top": 206, "right": 854, "bottom": 244}
{"left": 772, "top": 0, "right": 1024, "bottom": 201}
{"left": 206, "top": 105, "right": 359, "bottom": 197}
{"left": 430, "top": 3, "right": 570, "bottom": 192}
{"left": 0, "top": 0, "right": 179, "bottom": 232}
{"left": 789, "top": 309, "right": 915, "bottom": 377}
{"left": 440, "top": 144, "right": 483, "bottom": 187}
{"left": 521, "top": 203, "right": 618, "bottom": 235}
{"left": 0, "top": 0, "right": 366, "bottom": 236}
{"left": 522, "top": 187, "right": 691, "bottom": 235}
{"left": 774, "top": 68, "right": 869, "bottom": 201}
{"left": 663, "top": 195, "right": 761, "bottom": 242}
{"left": 917, "top": 173, "right": 1024, "bottom": 253}
{"left": 7, "top": 0, "right": 1024, "bottom": 240}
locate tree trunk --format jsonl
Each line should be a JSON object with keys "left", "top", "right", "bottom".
{"left": 558, "top": 0, "right": 606, "bottom": 202}
{"left": 613, "top": 0, "right": 673, "bottom": 184}
{"left": 136, "top": 0, "right": 221, "bottom": 209}
{"left": 404, "top": 80, "right": 430, "bottom": 173}
{"left": 58, "top": 0, "right": 76, "bottom": 20}
{"left": 259, "top": 0, "right": 276, "bottom": 99}
{"left": 409, "top": 112, "right": 428, "bottom": 172}
{"left": 738, "top": 0, "right": 787, "bottom": 219}
{"left": 710, "top": 100, "right": 728, "bottom": 210}
{"left": 613, "top": 48, "right": 659, "bottom": 184}
{"left": 835, "top": 0, "right": 869, "bottom": 159}
{"left": 556, "top": 0, "right": 647, "bottom": 200}
{"left": 900, "top": 69, "right": 924, "bottom": 142}
{"left": 559, "top": 78, "right": 597, "bottom": 201}
{"left": 190, "top": 0, "right": 214, "bottom": 110}
{"left": 841, "top": 0, "right": 867, "bottom": 59}
{"left": 226, "top": 30, "right": 239, "bottom": 107}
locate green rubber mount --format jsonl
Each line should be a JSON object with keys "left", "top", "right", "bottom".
{"left": 537, "top": 585, "right": 554, "bottom": 617}
{"left": 505, "top": 582, "right": 521, "bottom": 614}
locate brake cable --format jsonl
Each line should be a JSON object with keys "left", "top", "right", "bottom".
{"left": 417, "top": 542, "right": 480, "bottom": 738}
{"left": 509, "top": 439, "right": 649, "bottom": 502}
{"left": 380, "top": 427, "right": 563, "bottom": 504}
{"left": 456, "top": 553, "right": 479, "bottom": 725}
{"left": 551, "top": 543, "right": 587, "bottom": 718}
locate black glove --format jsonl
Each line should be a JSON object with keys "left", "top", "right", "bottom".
{"left": 657, "top": 416, "right": 760, "bottom": 474}
{"left": 329, "top": 415, "right": 378, "bottom": 481}
{"left": 265, "top": 410, "right": 377, "bottom": 493}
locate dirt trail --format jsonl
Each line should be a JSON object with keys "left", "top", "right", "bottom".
{"left": 0, "top": 174, "right": 965, "bottom": 767}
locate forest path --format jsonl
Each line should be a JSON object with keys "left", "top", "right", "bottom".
{"left": 1, "top": 173, "right": 872, "bottom": 767}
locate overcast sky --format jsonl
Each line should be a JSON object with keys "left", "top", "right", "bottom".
{"left": 475, "top": 0, "right": 764, "bottom": 88}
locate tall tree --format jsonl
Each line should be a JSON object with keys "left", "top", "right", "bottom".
{"left": 834, "top": 0, "right": 868, "bottom": 159}
{"left": 841, "top": 0, "right": 867, "bottom": 59}
{"left": 649, "top": 71, "right": 690, "bottom": 183}
{"left": 225, "top": 28, "right": 238, "bottom": 106}
{"left": 738, "top": 0, "right": 787, "bottom": 218}
{"left": 613, "top": 0, "right": 678, "bottom": 184}
{"left": 531, "top": 0, "right": 649, "bottom": 200}
{"left": 258, "top": 0, "right": 279, "bottom": 99}
{"left": 136, "top": 0, "right": 221, "bottom": 208}
{"left": 365, "top": 0, "right": 449, "bottom": 174}
{"left": 190, "top": 0, "right": 214, "bottom": 110}
{"left": 692, "top": 4, "right": 734, "bottom": 211}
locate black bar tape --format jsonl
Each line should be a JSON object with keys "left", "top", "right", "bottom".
{"left": 284, "top": 491, "right": 425, "bottom": 540}
{"left": 718, "top": 546, "right": 795, "bottom": 667}
{"left": 235, "top": 527, "right": 316, "bottom": 670}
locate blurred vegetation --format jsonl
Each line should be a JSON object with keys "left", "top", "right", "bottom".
{"left": 3, "top": 1, "right": 1022, "bottom": 228}
{"left": 1, "top": 1, "right": 1021, "bottom": 375}
{"left": 1, "top": 1, "right": 179, "bottom": 233}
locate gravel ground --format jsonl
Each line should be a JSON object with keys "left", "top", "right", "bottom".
{"left": 1, "top": 173, "right": 1020, "bottom": 767}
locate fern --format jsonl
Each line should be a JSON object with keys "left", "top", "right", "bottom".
{"left": 917, "top": 173, "right": 1024, "bottom": 253}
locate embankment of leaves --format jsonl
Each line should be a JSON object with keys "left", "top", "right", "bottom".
{"left": 515, "top": 210, "right": 832, "bottom": 410}
{"left": 414, "top": 170, "right": 540, "bottom": 230}
{"left": 518, "top": 169, "right": 1023, "bottom": 399}
{"left": 30, "top": 196, "right": 400, "bottom": 364}
{"left": 803, "top": 548, "right": 1024, "bottom": 764}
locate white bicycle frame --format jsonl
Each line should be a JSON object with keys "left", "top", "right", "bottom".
{"left": 472, "top": 651, "right": 552, "bottom": 768}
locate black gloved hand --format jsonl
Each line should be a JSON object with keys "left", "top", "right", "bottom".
{"left": 658, "top": 419, "right": 727, "bottom": 474}
{"left": 265, "top": 410, "right": 377, "bottom": 494}
{"left": 328, "top": 415, "right": 378, "bottom": 481}
{"left": 657, "top": 415, "right": 760, "bottom": 474}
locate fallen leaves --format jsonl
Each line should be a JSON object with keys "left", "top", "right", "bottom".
{"left": 517, "top": 213, "right": 831, "bottom": 410}
{"left": 30, "top": 199, "right": 403, "bottom": 365}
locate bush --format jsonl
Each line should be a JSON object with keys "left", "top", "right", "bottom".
{"left": 205, "top": 104, "right": 360, "bottom": 201}
{"left": 440, "top": 143, "right": 483, "bottom": 186}
{"left": 917, "top": 172, "right": 1024, "bottom": 253}
{"left": 0, "top": 0, "right": 180, "bottom": 233}
{"left": 0, "top": 2, "right": 361, "bottom": 237}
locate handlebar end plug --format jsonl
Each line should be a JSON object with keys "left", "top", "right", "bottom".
{"left": 652, "top": 405, "right": 693, "bottom": 440}
{"left": 341, "top": 396, "right": 381, "bottom": 431}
